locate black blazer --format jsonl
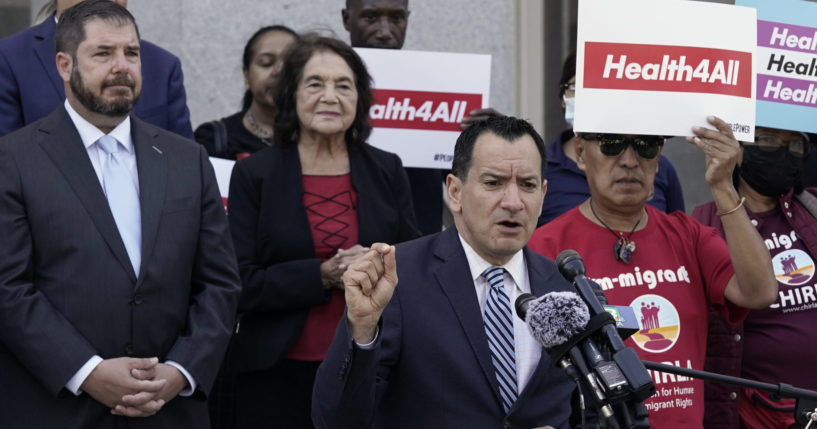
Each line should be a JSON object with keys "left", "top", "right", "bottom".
{"left": 226, "top": 142, "right": 421, "bottom": 373}
{"left": 0, "top": 107, "right": 241, "bottom": 429}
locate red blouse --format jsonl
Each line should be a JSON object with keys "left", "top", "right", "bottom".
{"left": 286, "top": 173, "right": 359, "bottom": 361}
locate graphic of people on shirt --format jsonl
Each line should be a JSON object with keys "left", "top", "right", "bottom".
{"left": 639, "top": 302, "right": 661, "bottom": 330}
{"left": 773, "top": 249, "right": 814, "bottom": 286}
{"left": 631, "top": 295, "right": 679, "bottom": 353}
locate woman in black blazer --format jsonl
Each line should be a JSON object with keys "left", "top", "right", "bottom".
{"left": 210, "top": 34, "right": 420, "bottom": 429}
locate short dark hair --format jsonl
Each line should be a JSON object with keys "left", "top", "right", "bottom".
{"left": 273, "top": 33, "right": 373, "bottom": 148}
{"left": 451, "top": 116, "right": 547, "bottom": 181}
{"left": 56, "top": 0, "right": 139, "bottom": 60}
{"left": 346, "top": 0, "right": 410, "bottom": 9}
{"left": 558, "top": 53, "right": 576, "bottom": 99}
{"left": 241, "top": 25, "right": 299, "bottom": 111}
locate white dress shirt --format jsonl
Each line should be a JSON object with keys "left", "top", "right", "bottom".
{"left": 62, "top": 100, "right": 195, "bottom": 397}
{"left": 458, "top": 235, "right": 542, "bottom": 395}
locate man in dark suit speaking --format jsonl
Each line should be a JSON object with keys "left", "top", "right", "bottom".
{"left": 312, "top": 117, "right": 579, "bottom": 429}
{"left": 0, "top": 1, "right": 240, "bottom": 428}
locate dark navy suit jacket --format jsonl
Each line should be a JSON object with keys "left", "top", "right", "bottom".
{"left": 0, "top": 15, "right": 193, "bottom": 139}
{"left": 0, "top": 106, "right": 239, "bottom": 428}
{"left": 312, "top": 226, "right": 578, "bottom": 429}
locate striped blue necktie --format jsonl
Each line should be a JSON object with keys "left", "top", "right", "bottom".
{"left": 482, "top": 266, "right": 517, "bottom": 413}
{"left": 98, "top": 135, "right": 141, "bottom": 277}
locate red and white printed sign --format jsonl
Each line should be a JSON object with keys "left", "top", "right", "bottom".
{"left": 209, "top": 157, "right": 235, "bottom": 212}
{"left": 355, "top": 48, "right": 491, "bottom": 169}
{"left": 576, "top": 0, "right": 757, "bottom": 141}
{"left": 584, "top": 43, "right": 752, "bottom": 98}
{"left": 370, "top": 89, "right": 481, "bottom": 132}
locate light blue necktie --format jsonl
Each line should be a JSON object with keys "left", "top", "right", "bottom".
{"left": 482, "top": 266, "right": 517, "bottom": 413}
{"left": 98, "top": 135, "right": 141, "bottom": 276}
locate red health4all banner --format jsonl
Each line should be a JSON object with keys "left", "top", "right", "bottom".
{"left": 369, "top": 89, "right": 483, "bottom": 132}
{"left": 584, "top": 41, "right": 753, "bottom": 98}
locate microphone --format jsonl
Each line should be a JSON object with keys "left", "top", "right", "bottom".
{"left": 516, "top": 290, "right": 616, "bottom": 420}
{"left": 516, "top": 291, "right": 589, "bottom": 347}
{"left": 555, "top": 250, "right": 656, "bottom": 404}
{"left": 557, "top": 250, "right": 605, "bottom": 314}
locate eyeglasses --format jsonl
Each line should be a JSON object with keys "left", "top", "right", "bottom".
{"left": 748, "top": 134, "right": 809, "bottom": 157}
{"left": 561, "top": 82, "right": 576, "bottom": 95}
{"left": 579, "top": 134, "right": 664, "bottom": 159}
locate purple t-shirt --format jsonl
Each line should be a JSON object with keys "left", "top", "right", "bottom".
{"left": 741, "top": 207, "right": 817, "bottom": 389}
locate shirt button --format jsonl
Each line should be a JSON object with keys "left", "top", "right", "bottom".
{"left": 787, "top": 212, "right": 793, "bottom": 218}
{"left": 733, "top": 334, "right": 741, "bottom": 342}
{"left": 729, "top": 391, "right": 737, "bottom": 400}
{"left": 784, "top": 202, "right": 790, "bottom": 208}
{"left": 124, "top": 344, "right": 134, "bottom": 355}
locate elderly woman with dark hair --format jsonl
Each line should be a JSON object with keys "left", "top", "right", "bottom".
{"left": 195, "top": 25, "right": 298, "bottom": 160}
{"left": 213, "top": 34, "right": 421, "bottom": 428}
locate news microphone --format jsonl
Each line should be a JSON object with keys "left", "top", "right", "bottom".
{"left": 556, "top": 250, "right": 655, "bottom": 403}
{"left": 557, "top": 249, "right": 606, "bottom": 314}
{"left": 516, "top": 291, "right": 615, "bottom": 420}
{"left": 515, "top": 291, "right": 589, "bottom": 347}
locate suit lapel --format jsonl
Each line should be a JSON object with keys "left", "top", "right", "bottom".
{"left": 37, "top": 107, "right": 136, "bottom": 282}
{"left": 526, "top": 247, "right": 551, "bottom": 299}
{"left": 132, "top": 119, "right": 166, "bottom": 285}
{"left": 32, "top": 18, "right": 64, "bottom": 98}
{"left": 432, "top": 227, "right": 503, "bottom": 406}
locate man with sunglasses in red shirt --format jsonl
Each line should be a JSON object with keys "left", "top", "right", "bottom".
{"left": 528, "top": 116, "right": 778, "bottom": 429}
{"left": 693, "top": 127, "right": 817, "bottom": 429}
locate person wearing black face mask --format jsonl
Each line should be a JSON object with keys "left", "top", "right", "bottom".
{"left": 693, "top": 126, "right": 817, "bottom": 429}
{"left": 739, "top": 131, "right": 807, "bottom": 197}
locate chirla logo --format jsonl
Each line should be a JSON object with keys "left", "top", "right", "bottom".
{"left": 584, "top": 42, "right": 753, "bottom": 98}
{"left": 369, "top": 89, "right": 483, "bottom": 132}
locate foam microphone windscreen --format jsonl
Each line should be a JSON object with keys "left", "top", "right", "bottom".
{"left": 526, "top": 291, "right": 590, "bottom": 348}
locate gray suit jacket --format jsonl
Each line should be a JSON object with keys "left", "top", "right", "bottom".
{"left": 0, "top": 106, "right": 240, "bottom": 429}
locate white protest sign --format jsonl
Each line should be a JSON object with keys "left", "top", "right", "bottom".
{"left": 575, "top": 0, "right": 757, "bottom": 141}
{"left": 209, "top": 157, "right": 235, "bottom": 211}
{"left": 737, "top": 0, "right": 817, "bottom": 133}
{"left": 355, "top": 48, "right": 491, "bottom": 169}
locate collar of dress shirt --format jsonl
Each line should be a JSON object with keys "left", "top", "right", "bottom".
{"left": 457, "top": 234, "right": 530, "bottom": 295}
{"left": 64, "top": 99, "right": 133, "bottom": 153}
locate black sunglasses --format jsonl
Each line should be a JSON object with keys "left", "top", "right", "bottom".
{"left": 579, "top": 134, "right": 664, "bottom": 159}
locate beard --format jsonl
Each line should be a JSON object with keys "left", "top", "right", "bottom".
{"left": 70, "top": 64, "right": 140, "bottom": 117}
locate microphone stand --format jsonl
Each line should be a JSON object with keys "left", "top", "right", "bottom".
{"left": 642, "top": 360, "right": 817, "bottom": 428}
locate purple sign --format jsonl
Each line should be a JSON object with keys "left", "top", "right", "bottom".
{"left": 758, "top": 20, "right": 817, "bottom": 54}
{"left": 757, "top": 74, "right": 817, "bottom": 107}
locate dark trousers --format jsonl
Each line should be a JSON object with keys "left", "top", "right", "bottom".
{"left": 209, "top": 359, "right": 321, "bottom": 429}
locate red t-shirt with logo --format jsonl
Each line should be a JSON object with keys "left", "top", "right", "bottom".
{"left": 529, "top": 205, "right": 740, "bottom": 429}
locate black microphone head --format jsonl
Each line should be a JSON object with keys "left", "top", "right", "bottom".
{"left": 556, "top": 249, "right": 586, "bottom": 282}
{"left": 515, "top": 293, "right": 537, "bottom": 320}
{"left": 525, "top": 291, "right": 590, "bottom": 348}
